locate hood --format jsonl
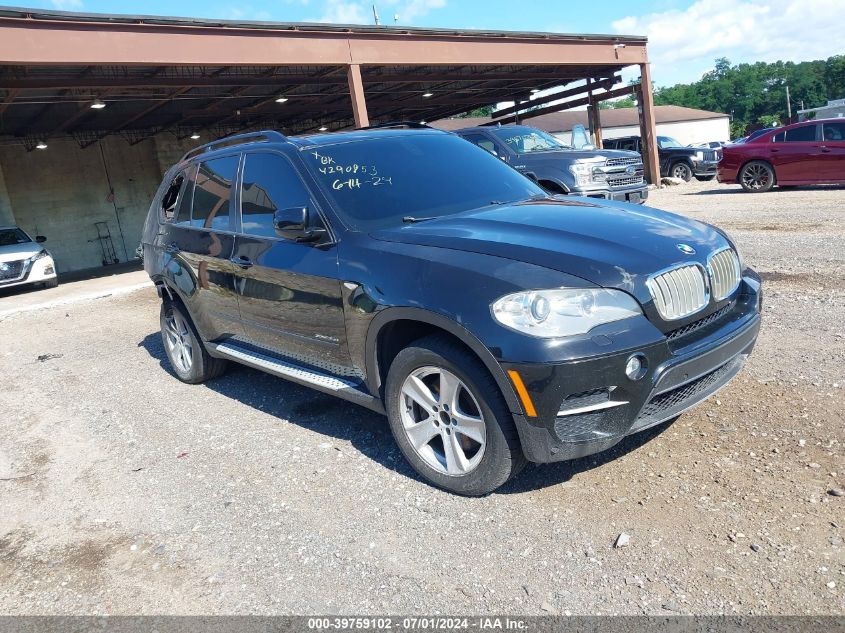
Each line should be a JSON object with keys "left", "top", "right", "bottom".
{"left": 0, "top": 240, "right": 44, "bottom": 263}
{"left": 371, "top": 199, "right": 728, "bottom": 301}
{"left": 520, "top": 148, "right": 640, "bottom": 162}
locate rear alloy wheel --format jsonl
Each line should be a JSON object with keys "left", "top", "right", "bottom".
{"left": 160, "top": 301, "right": 227, "bottom": 384}
{"left": 385, "top": 334, "right": 525, "bottom": 496}
{"left": 670, "top": 162, "right": 693, "bottom": 182}
{"left": 739, "top": 161, "right": 775, "bottom": 193}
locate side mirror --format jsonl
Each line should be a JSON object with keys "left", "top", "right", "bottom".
{"left": 35, "top": 235, "right": 47, "bottom": 243}
{"left": 273, "top": 207, "right": 325, "bottom": 242}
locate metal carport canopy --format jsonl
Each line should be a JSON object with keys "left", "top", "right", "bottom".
{"left": 0, "top": 5, "right": 661, "bottom": 183}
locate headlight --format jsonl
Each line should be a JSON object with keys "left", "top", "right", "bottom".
{"left": 569, "top": 162, "right": 606, "bottom": 186}
{"left": 27, "top": 249, "right": 49, "bottom": 264}
{"left": 491, "top": 288, "right": 642, "bottom": 338}
{"left": 694, "top": 151, "right": 704, "bottom": 161}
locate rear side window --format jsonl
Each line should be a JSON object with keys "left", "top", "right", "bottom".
{"left": 783, "top": 125, "right": 817, "bottom": 142}
{"left": 160, "top": 171, "right": 187, "bottom": 222}
{"left": 191, "top": 156, "right": 240, "bottom": 230}
{"left": 240, "top": 153, "right": 313, "bottom": 238}
{"left": 461, "top": 134, "right": 499, "bottom": 156}
{"left": 822, "top": 122, "right": 845, "bottom": 141}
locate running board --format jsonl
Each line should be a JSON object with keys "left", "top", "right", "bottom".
{"left": 208, "top": 342, "right": 385, "bottom": 414}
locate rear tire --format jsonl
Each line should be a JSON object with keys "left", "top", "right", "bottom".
{"left": 385, "top": 334, "right": 526, "bottom": 496}
{"left": 670, "top": 162, "right": 693, "bottom": 182}
{"left": 160, "top": 301, "right": 227, "bottom": 384}
{"left": 739, "top": 160, "right": 775, "bottom": 193}
{"left": 694, "top": 175, "right": 715, "bottom": 182}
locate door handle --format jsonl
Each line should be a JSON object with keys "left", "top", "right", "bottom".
{"left": 820, "top": 145, "right": 831, "bottom": 153}
{"left": 230, "top": 255, "right": 254, "bottom": 269}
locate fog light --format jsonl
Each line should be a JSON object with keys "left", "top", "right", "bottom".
{"left": 625, "top": 354, "right": 647, "bottom": 380}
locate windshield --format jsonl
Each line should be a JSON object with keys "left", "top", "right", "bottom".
{"left": 303, "top": 133, "right": 545, "bottom": 231}
{"left": 0, "top": 227, "right": 31, "bottom": 247}
{"left": 489, "top": 128, "right": 570, "bottom": 153}
{"left": 657, "top": 136, "right": 684, "bottom": 149}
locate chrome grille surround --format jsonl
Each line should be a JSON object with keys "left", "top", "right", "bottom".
{"left": 605, "top": 157, "right": 641, "bottom": 168}
{"left": 707, "top": 247, "right": 741, "bottom": 301}
{"left": 647, "top": 263, "right": 709, "bottom": 321}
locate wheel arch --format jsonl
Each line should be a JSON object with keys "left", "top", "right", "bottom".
{"left": 537, "top": 178, "right": 569, "bottom": 195}
{"left": 364, "top": 307, "right": 523, "bottom": 416}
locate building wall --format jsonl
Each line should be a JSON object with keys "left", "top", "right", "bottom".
{"left": 0, "top": 162, "right": 14, "bottom": 226}
{"left": 0, "top": 135, "right": 195, "bottom": 274}
{"left": 553, "top": 117, "right": 731, "bottom": 146}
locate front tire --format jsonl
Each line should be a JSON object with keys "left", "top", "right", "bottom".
{"left": 160, "top": 301, "right": 227, "bottom": 384}
{"left": 43, "top": 278, "right": 58, "bottom": 289}
{"left": 739, "top": 160, "right": 775, "bottom": 192}
{"left": 385, "top": 334, "right": 526, "bottom": 496}
{"left": 694, "top": 175, "right": 715, "bottom": 182}
{"left": 670, "top": 162, "right": 693, "bottom": 182}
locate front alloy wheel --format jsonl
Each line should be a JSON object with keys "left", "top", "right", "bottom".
{"left": 671, "top": 162, "right": 693, "bottom": 181}
{"left": 399, "top": 366, "right": 487, "bottom": 476}
{"left": 384, "top": 334, "right": 525, "bottom": 496}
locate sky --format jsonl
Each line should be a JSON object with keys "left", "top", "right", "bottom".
{"left": 31, "top": 0, "right": 845, "bottom": 87}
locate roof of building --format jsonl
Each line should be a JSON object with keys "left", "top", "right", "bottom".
{"left": 434, "top": 105, "right": 728, "bottom": 133}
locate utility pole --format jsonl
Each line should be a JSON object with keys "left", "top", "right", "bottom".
{"left": 785, "top": 84, "right": 792, "bottom": 120}
{"left": 372, "top": 4, "right": 380, "bottom": 25}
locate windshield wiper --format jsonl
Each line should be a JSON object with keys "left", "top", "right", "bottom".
{"left": 402, "top": 215, "right": 438, "bottom": 223}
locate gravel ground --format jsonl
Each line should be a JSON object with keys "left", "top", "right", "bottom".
{"left": 0, "top": 179, "right": 842, "bottom": 616}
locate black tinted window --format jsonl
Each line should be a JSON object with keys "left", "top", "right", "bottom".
{"left": 784, "top": 125, "right": 817, "bottom": 142}
{"left": 303, "top": 133, "right": 544, "bottom": 230}
{"left": 822, "top": 122, "right": 845, "bottom": 141}
{"left": 191, "top": 156, "right": 239, "bottom": 230}
{"left": 240, "top": 153, "right": 312, "bottom": 238}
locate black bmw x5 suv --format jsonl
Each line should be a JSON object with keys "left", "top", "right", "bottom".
{"left": 142, "top": 126, "right": 761, "bottom": 495}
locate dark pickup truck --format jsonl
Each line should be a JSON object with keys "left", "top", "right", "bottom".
{"left": 603, "top": 135, "right": 721, "bottom": 182}
{"left": 456, "top": 125, "right": 649, "bottom": 204}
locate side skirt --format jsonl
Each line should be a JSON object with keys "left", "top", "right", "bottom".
{"left": 207, "top": 341, "right": 386, "bottom": 415}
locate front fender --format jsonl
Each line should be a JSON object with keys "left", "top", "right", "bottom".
{"left": 363, "top": 306, "right": 524, "bottom": 415}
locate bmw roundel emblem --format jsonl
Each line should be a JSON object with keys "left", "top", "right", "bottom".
{"left": 676, "top": 243, "right": 696, "bottom": 255}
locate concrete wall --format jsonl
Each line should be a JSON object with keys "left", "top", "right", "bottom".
{"left": 553, "top": 117, "right": 731, "bottom": 146}
{"left": 0, "top": 135, "right": 198, "bottom": 274}
{"left": 0, "top": 162, "right": 14, "bottom": 226}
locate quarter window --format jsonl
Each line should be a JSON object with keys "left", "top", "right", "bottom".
{"left": 783, "top": 125, "right": 817, "bottom": 142}
{"left": 191, "top": 156, "right": 239, "bottom": 230}
{"left": 822, "top": 122, "right": 845, "bottom": 141}
{"left": 240, "top": 153, "right": 313, "bottom": 238}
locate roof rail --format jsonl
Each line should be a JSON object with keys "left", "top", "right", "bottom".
{"left": 358, "top": 121, "right": 432, "bottom": 131}
{"left": 180, "top": 130, "right": 287, "bottom": 162}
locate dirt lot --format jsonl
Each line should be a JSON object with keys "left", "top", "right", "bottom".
{"left": 0, "top": 179, "right": 842, "bottom": 615}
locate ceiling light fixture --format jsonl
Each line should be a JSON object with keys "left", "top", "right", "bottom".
{"left": 35, "top": 141, "right": 48, "bottom": 150}
{"left": 275, "top": 96, "right": 289, "bottom": 103}
{"left": 318, "top": 126, "right": 328, "bottom": 132}
{"left": 90, "top": 99, "right": 107, "bottom": 109}
{"left": 422, "top": 92, "right": 434, "bottom": 98}
{"left": 190, "top": 133, "right": 201, "bottom": 140}
{"left": 530, "top": 88, "right": 540, "bottom": 93}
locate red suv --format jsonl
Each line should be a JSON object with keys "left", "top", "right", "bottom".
{"left": 718, "top": 118, "right": 845, "bottom": 192}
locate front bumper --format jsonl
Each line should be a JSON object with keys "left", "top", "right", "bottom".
{"left": 693, "top": 160, "right": 720, "bottom": 177}
{"left": 575, "top": 184, "right": 649, "bottom": 205}
{"left": 503, "top": 274, "right": 761, "bottom": 463}
{"left": 0, "top": 256, "right": 57, "bottom": 289}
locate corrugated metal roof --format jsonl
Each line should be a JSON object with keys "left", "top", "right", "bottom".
{"left": 0, "top": 5, "right": 647, "bottom": 42}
